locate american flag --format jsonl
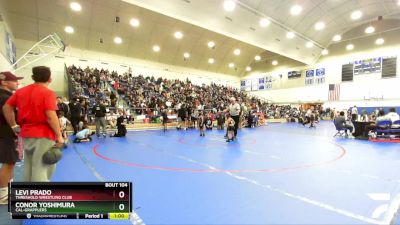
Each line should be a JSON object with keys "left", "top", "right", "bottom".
{"left": 328, "top": 84, "right": 340, "bottom": 101}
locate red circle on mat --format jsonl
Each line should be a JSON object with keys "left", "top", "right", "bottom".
{"left": 92, "top": 142, "right": 346, "bottom": 173}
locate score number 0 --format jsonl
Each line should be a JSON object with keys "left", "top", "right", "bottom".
{"left": 119, "top": 191, "right": 125, "bottom": 211}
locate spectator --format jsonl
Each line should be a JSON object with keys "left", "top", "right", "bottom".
{"left": 107, "top": 110, "right": 117, "bottom": 129}
{"left": 3, "top": 66, "right": 64, "bottom": 182}
{"left": 0, "top": 71, "right": 23, "bottom": 204}
{"left": 360, "top": 110, "right": 369, "bottom": 122}
{"left": 351, "top": 105, "right": 358, "bottom": 121}
{"left": 363, "top": 110, "right": 388, "bottom": 138}
{"left": 386, "top": 108, "right": 399, "bottom": 122}
{"left": 56, "top": 96, "right": 69, "bottom": 118}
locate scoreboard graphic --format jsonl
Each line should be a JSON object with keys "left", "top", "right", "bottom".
{"left": 9, "top": 182, "right": 132, "bottom": 220}
{"left": 353, "top": 57, "right": 382, "bottom": 75}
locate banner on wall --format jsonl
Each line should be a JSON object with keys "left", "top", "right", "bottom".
{"left": 240, "top": 80, "right": 246, "bottom": 91}
{"left": 316, "top": 68, "right": 325, "bottom": 84}
{"left": 245, "top": 79, "right": 251, "bottom": 91}
{"left": 258, "top": 77, "right": 265, "bottom": 90}
{"left": 265, "top": 75, "right": 272, "bottom": 90}
{"left": 4, "top": 31, "right": 16, "bottom": 65}
{"left": 288, "top": 71, "right": 301, "bottom": 79}
{"left": 251, "top": 78, "right": 258, "bottom": 91}
{"left": 305, "top": 69, "right": 314, "bottom": 85}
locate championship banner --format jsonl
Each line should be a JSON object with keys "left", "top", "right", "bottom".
{"left": 258, "top": 77, "right": 265, "bottom": 90}
{"left": 251, "top": 78, "right": 258, "bottom": 91}
{"left": 240, "top": 80, "right": 246, "bottom": 91}
{"left": 245, "top": 79, "right": 251, "bottom": 91}
{"left": 305, "top": 69, "right": 314, "bottom": 85}
{"left": 316, "top": 68, "right": 325, "bottom": 84}
{"left": 265, "top": 75, "right": 272, "bottom": 90}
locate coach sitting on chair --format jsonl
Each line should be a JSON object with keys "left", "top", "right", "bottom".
{"left": 334, "top": 111, "right": 353, "bottom": 136}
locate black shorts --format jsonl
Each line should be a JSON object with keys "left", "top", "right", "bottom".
{"left": 0, "top": 137, "right": 19, "bottom": 164}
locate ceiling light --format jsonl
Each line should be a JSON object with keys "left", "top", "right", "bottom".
{"left": 229, "top": 63, "right": 235, "bottom": 68}
{"left": 398, "top": 0, "right": 400, "bottom": 5}
{"left": 113, "top": 37, "right": 122, "bottom": 44}
{"left": 153, "top": 45, "right": 160, "bottom": 52}
{"left": 321, "top": 49, "right": 329, "bottom": 55}
{"left": 207, "top": 41, "right": 215, "bottom": 48}
{"left": 174, "top": 31, "right": 183, "bottom": 39}
{"left": 233, "top": 49, "right": 241, "bottom": 55}
{"left": 208, "top": 58, "right": 215, "bottom": 64}
{"left": 254, "top": 55, "right": 261, "bottom": 61}
{"left": 272, "top": 60, "right": 278, "bottom": 66}
{"left": 365, "top": 26, "right": 375, "bottom": 34}
{"left": 306, "top": 42, "right": 314, "bottom": 48}
{"left": 246, "top": 66, "right": 251, "bottom": 72}
{"left": 70, "top": 2, "right": 82, "bottom": 11}
{"left": 351, "top": 10, "right": 362, "bottom": 20}
{"left": 290, "top": 5, "right": 302, "bottom": 15}
{"left": 259, "top": 18, "right": 270, "bottom": 27}
{"left": 346, "top": 44, "right": 354, "bottom": 51}
{"left": 332, "top": 34, "right": 342, "bottom": 42}
{"left": 375, "top": 38, "right": 384, "bottom": 45}
{"left": 130, "top": 18, "right": 140, "bottom": 27}
{"left": 183, "top": 52, "right": 190, "bottom": 58}
{"left": 64, "top": 26, "right": 74, "bottom": 33}
{"left": 223, "top": 0, "right": 236, "bottom": 12}
{"left": 286, "top": 31, "right": 295, "bottom": 39}
{"left": 315, "top": 22, "right": 325, "bottom": 30}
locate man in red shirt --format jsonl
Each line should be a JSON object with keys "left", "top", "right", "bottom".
{"left": 3, "top": 66, "right": 64, "bottom": 182}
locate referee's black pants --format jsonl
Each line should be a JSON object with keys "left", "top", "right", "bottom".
{"left": 232, "top": 115, "right": 240, "bottom": 137}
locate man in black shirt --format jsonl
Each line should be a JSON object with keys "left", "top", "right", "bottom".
{"left": 68, "top": 97, "right": 82, "bottom": 135}
{"left": 178, "top": 104, "right": 187, "bottom": 130}
{"left": 186, "top": 104, "right": 193, "bottom": 128}
{"left": 0, "top": 71, "right": 23, "bottom": 204}
{"left": 93, "top": 99, "right": 107, "bottom": 137}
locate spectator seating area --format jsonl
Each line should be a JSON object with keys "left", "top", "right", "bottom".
{"left": 66, "top": 65, "right": 272, "bottom": 128}
{"left": 66, "top": 65, "right": 400, "bottom": 142}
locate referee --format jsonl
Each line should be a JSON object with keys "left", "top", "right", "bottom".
{"left": 226, "top": 97, "right": 241, "bottom": 139}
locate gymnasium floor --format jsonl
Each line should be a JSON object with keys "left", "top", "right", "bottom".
{"left": 1, "top": 121, "right": 400, "bottom": 225}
